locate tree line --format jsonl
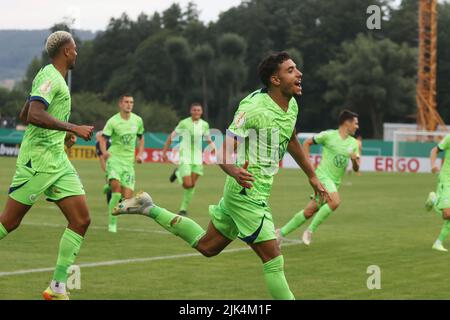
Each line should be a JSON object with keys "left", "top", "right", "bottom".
{"left": 1, "top": 0, "right": 450, "bottom": 138}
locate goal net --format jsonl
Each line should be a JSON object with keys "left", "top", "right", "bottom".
{"left": 392, "top": 130, "right": 447, "bottom": 173}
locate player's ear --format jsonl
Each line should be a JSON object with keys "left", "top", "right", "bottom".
{"left": 270, "top": 75, "right": 281, "bottom": 87}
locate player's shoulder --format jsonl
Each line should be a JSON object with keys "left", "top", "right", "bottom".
{"left": 318, "top": 129, "right": 336, "bottom": 136}
{"left": 131, "top": 112, "right": 144, "bottom": 122}
{"left": 107, "top": 112, "right": 121, "bottom": 123}
{"left": 236, "top": 88, "right": 269, "bottom": 114}
{"left": 32, "top": 64, "right": 60, "bottom": 89}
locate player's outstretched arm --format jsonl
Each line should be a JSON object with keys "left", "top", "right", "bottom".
{"left": 19, "top": 100, "right": 30, "bottom": 125}
{"left": 287, "top": 130, "right": 329, "bottom": 201}
{"left": 430, "top": 146, "right": 441, "bottom": 173}
{"left": 27, "top": 101, "right": 94, "bottom": 141}
{"left": 217, "top": 135, "right": 254, "bottom": 188}
{"left": 162, "top": 131, "right": 176, "bottom": 162}
{"left": 136, "top": 135, "right": 145, "bottom": 163}
{"left": 302, "top": 137, "right": 314, "bottom": 160}
{"left": 351, "top": 154, "right": 360, "bottom": 172}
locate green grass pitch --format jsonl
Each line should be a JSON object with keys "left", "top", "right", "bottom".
{"left": 0, "top": 157, "right": 449, "bottom": 300}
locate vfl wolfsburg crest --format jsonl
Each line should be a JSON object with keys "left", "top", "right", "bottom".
{"left": 333, "top": 154, "right": 348, "bottom": 168}
{"left": 121, "top": 134, "right": 133, "bottom": 145}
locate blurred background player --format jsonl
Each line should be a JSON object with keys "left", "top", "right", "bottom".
{"left": 162, "top": 103, "right": 214, "bottom": 216}
{"left": 95, "top": 130, "right": 112, "bottom": 204}
{"left": 113, "top": 52, "right": 328, "bottom": 300}
{"left": 99, "top": 94, "right": 145, "bottom": 233}
{"left": 277, "top": 110, "right": 360, "bottom": 246}
{"left": 425, "top": 134, "right": 450, "bottom": 252}
{"left": 0, "top": 31, "right": 94, "bottom": 300}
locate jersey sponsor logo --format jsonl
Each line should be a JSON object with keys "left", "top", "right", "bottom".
{"left": 121, "top": 134, "right": 134, "bottom": 145}
{"left": 333, "top": 154, "right": 348, "bottom": 168}
{"left": 39, "top": 80, "right": 52, "bottom": 95}
{"left": 234, "top": 112, "right": 246, "bottom": 128}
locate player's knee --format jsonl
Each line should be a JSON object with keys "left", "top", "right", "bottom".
{"left": 73, "top": 216, "right": 91, "bottom": 230}
{"left": 3, "top": 219, "right": 21, "bottom": 233}
{"left": 182, "top": 183, "right": 194, "bottom": 189}
{"left": 329, "top": 200, "right": 340, "bottom": 211}
{"left": 303, "top": 210, "right": 315, "bottom": 219}
{"left": 201, "top": 248, "right": 220, "bottom": 258}
{"left": 196, "top": 243, "right": 220, "bottom": 258}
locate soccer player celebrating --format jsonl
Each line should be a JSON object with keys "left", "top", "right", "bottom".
{"left": 0, "top": 31, "right": 94, "bottom": 300}
{"left": 95, "top": 130, "right": 112, "bottom": 204}
{"left": 113, "top": 52, "right": 328, "bottom": 299}
{"left": 162, "top": 103, "right": 213, "bottom": 216}
{"left": 99, "top": 94, "right": 145, "bottom": 233}
{"left": 277, "top": 110, "right": 360, "bottom": 246}
{"left": 425, "top": 134, "right": 450, "bottom": 252}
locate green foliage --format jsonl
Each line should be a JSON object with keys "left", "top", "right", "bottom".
{"left": 4, "top": 0, "right": 450, "bottom": 137}
{"left": 320, "top": 34, "right": 416, "bottom": 138}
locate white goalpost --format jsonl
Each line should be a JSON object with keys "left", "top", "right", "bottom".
{"left": 392, "top": 130, "right": 447, "bottom": 173}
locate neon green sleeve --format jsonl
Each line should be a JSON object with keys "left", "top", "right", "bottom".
{"left": 29, "top": 70, "right": 59, "bottom": 108}
{"left": 174, "top": 120, "right": 184, "bottom": 134}
{"left": 138, "top": 117, "right": 145, "bottom": 135}
{"left": 313, "top": 130, "right": 330, "bottom": 145}
{"left": 438, "top": 134, "right": 450, "bottom": 151}
{"left": 103, "top": 118, "right": 114, "bottom": 137}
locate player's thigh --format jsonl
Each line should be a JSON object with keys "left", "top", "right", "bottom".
{"left": 109, "top": 179, "right": 121, "bottom": 192}
{"left": 191, "top": 173, "right": 200, "bottom": 185}
{"left": 327, "top": 192, "right": 341, "bottom": 209}
{"left": 56, "top": 195, "right": 90, "bottom": 236}
{"left": 182, "top": 175, "right": 193, "bottom": 187}
{"left": 197, "top": 221, "right": 233, "bottom": 256}
{"left": 0, "top": 197, "right": 32, "bottom": 231}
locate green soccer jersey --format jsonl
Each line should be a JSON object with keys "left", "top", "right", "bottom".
{"left": 225, "top": 89, "right": 298, "bottom": 202}
{"left": 438, "top": 134, "right": 450, "bottom": 182}
{"left": 17, "top": 64, "right": 71, "bottom": 173}
{"left": 174, "top": 117, "right": 210, "bottom": 165}
{"left": 103, "top": 113, "right": 144, "bottom": 165}
{"left": 314, "top": 129, "right": 360, "bottom": 185}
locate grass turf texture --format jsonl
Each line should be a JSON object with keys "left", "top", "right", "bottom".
{"left": 0, "top": 157, "right": 449, "bottom": 299}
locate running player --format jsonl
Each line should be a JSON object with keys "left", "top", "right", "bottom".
{"left": 99, "top": 94, "right": 145, "bottom": 233}
{"left": 113, "top": 52, "right": 328, "bottom": 299}
{"left": 425, "top": 134, "right": 450, "bottom": 252}
{"left": 0, "top": 31, "right": 94, "bottom": 300}
{"left": 277, "top": 110, "right": 360, "bottom": 246}
{"left": 162, "top": 103, "right": 214, "bottom": 216}
{"left": 95, "top": 130, "right": 112, "bottom": 204}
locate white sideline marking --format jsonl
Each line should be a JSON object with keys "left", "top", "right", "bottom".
{"left": 0, "top": 241, "right": 301, "bottom": 277}
{"left": 21, "top": 221, "right": 169, "bottom": 235}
